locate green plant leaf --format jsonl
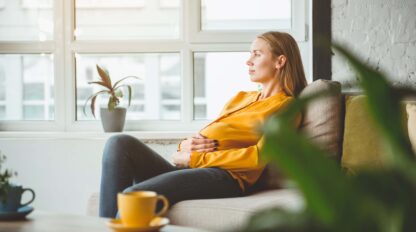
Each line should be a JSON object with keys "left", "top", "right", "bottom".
{"left": 114, "top": 89, "right": 123, "bottom": 98}
{"left": 108, "top": 96, "right": 117, "bottom": 111}
{"left": 332, "top": 43, "right": 416, "bottom": 174}
{"left": 262, "top": 94, "right": 359, "bottom": 226}
{"left": 83, "top": 90, "right": 110, "bottom": 117}
{"left": 96, "top": 65, "right": 112, "bottom": 89}
{"left": 242, "top": 208, "right": 328, "bottom": 232}
{"left": 115, "top": 84, "right": 133, "bottom": 107}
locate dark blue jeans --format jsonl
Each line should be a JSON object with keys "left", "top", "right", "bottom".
{"left": 99, "top": 134, "right": 243, "bottom": 218}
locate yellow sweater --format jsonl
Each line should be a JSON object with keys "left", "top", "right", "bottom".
{"left": 188, "top": 91, "right": 293, "bottom": 191}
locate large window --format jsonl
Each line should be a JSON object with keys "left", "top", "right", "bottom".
{"left": 0, "top": 0, "right": 310, "bottom": 131}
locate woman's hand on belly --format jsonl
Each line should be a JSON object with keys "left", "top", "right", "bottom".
{"left": 179, "top": 133, "right": 218, "bottom": 153}
{"left": 173, "top": 151, "right": 191, "bottom": 168}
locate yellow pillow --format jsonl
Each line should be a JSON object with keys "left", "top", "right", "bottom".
{"left": 341, "top": 95, "right": 408, "bottom": 174}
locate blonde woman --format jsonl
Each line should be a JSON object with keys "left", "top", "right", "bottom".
{"left": 99, "top": 31, "right": 307, "bottom": 217}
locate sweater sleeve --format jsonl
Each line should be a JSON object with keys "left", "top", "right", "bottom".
{"left": 189, "top": 137, "right": 265, "bottom": 170}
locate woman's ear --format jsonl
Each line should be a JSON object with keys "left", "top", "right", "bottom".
{"left": 275, "top": 55, "right": 287, "bottom": 69}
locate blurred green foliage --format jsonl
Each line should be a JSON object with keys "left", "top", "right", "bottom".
{"left": 241, "top": 44, "right": 416, "bottom": 232}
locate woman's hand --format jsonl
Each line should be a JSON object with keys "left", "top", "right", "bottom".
{"left": 179, "top": 134, "right": 218, "bottom": 153}
{"left": 172, "top": 151, "right": 191, "bottom": 168}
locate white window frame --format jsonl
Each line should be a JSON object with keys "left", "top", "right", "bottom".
{"left": 189, "top": 0, "right": 306, "bottom": 43}
{"left": 0, "top": 0, "right": 310, "bottom": 132}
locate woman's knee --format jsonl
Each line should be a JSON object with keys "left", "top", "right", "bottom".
{"left": 122, "top": 184, "right": 147, "bottom": 194}
{"left": 102, "top": 134, "right": 144, "bottom": 163}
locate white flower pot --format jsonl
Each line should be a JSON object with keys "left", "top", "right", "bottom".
{"left": 100, "top": 107, "right": 127, "bottom": 132}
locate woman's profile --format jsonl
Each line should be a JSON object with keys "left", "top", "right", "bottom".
{"left": 99, "top": 31, "right": 307, "bottom": 218}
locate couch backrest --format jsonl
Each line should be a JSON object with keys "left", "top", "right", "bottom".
{"left": 253, "top": 79, "right": 344, "bottom": 191}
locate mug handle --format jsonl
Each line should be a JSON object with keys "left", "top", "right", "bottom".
{"left": 20, "top": 188, "right": 36, "bottom": 207}
{"left": 155, "top": 195, "right": 169, "bottom": 217}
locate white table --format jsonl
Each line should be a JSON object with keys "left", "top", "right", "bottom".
{"left": 0, "top": 211, "right": 209, "bottom": 232}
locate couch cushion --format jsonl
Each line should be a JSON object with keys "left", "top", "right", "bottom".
{"left": 298, "top": 79, "right": 343, "bottom": 160}
{"left": 87, "top": 189, "right": 303, "bottom": 231}
{"left": 255, "top": 79, "right": 343, "bottom": 190}
{"left": 167, "top": 189, "right": 303, "bottom": 232}
{"left": 341, "top": 95, "right": 384, "bottom": 173}
{"left": 341, "top": 96, "right": 409, "bottom": 174}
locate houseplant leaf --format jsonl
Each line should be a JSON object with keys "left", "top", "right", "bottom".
{"left": 83, "top": 90, "right": 110, "bottom": 117}
{"left": 87, "top": 81, "right": 112, "bottom": 90}
{"left": 115, "top": 85, "right": 133, "bottom": 106}
{"left": 96, "top": 65, "right": 112, "bottom": 89}
{"left": 113, "top": 76, "right": 141, "bottom": 89}
{"left": 332, "top": 43, "right": 416, "bottom": 175}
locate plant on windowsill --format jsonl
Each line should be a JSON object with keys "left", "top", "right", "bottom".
{"left": 0, "top": 152, "right": 17, "bottom": 204}
{"left": 239, "top": 43, "right": 416, "bottom": 232}
{"left": 83, "top": 65, "right": 141, "bottom": 132}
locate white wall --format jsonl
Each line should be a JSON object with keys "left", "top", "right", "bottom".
{"left": 332, "top": 0, "right": 416, "bottom": 91}
{"left": 0, "top": 136, "right": 178, "bottom": 215}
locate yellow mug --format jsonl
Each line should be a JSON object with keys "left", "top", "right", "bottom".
{"left": 117, "top": 191, "right": 169, "bottom": 227}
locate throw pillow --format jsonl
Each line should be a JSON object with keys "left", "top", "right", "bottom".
{"left": 256, "top": 79, "right": 343, "bottom": 191}
{"left": 341, "top": 96, "right": 408, "bottom": 174}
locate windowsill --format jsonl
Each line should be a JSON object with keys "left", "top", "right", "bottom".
{"left": 0, "top": 131, "right": 193, "bottom": 140}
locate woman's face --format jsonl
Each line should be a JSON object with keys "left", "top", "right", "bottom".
{"left": 246, "top": 38, "right": 277, "bottom": 83}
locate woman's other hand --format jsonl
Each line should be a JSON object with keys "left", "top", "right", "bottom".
{"left": 172, "top": 151, "right": 191, "bottom": 168}
{"left": 179, "top": 133, "right": 218, "bottom": 153}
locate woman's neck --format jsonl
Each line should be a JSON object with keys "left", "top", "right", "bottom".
{"left": 259, "top": 79, "right": 282, "bottom": 100}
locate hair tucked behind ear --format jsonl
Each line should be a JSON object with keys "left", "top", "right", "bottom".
{"left": 257, "top": 31, "right": 307, "bottom": 97}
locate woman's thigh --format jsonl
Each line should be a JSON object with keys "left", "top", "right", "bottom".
{"left": 123, "top": 167, "right": 243, "bottom": 207}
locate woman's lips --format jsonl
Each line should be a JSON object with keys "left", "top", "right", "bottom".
{"left": 249, "top": 70, "right": 255, "bottom": 74}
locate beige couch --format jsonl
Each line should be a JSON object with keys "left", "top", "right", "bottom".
{"left": 87, "top": 80, "right": 416, "bottom": 231}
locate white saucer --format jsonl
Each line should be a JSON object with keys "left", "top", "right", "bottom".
{"left": 107, "top": 217, "right": 169, "bottom": 232}
{"left": 0, "top": 206, "right": 34, "bottom": 221}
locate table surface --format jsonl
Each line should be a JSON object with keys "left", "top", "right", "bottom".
{"left": 0, "top": 211, "right": 209, "bottom": 232}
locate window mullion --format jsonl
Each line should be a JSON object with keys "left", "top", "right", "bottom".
{"left": 182, "top": 0, "right": 193, "bottom": 124}
{"left": 54, "top": 0, "right": 66, "bottom": 131}
{"left": 181, "top": 47, "right": 193, "bottom": 125}
{"left": 64, "top": 0, "right": 79, "bottom": 131}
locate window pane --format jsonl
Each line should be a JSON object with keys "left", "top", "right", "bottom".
{"left": 76, "top": 53, "right": 181, "bottom": 121}
{"left": 0, "top": 54, "right": 55, "bottom": 120}
{"left": 193, "top": 52, "right": 258, "bottom": 120}
{"left": 0, "top": 0, "right": 54, "bottom": 41}
{"left": 201, "top": 0, "right": 291, "bottom": 31}
{"left": 75, "top": 0, "right": 181, "bottom": 40}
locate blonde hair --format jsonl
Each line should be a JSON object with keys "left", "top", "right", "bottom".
{"left": 257, "top": 31, "right": 307, "bottom": 97}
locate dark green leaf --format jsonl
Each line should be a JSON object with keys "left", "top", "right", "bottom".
{"left": 332, "top": 43, "right": 415, "bottom": 170}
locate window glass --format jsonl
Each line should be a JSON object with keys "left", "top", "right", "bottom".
{"left": 75, "top": 0, "right": 181, "bottom": 40}
{"left": 193, "top": 52, "right": 258, "bottom": 120}
{"left": 75, "top": 53, "right": 181, "bottom": 120}
{"left": 201, "top": 0, "right": 291, "bottom": 31}
{"left": 0, "top": 54, "right": 54, "bottom": 120}
{"left": 0, "top": 0, "right": 53, "bottom": 41}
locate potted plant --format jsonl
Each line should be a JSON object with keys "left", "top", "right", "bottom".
{"left": 0, "top": 152, "right": 17, "bottom": 204}
{"left": 84, "top": 64, "right": 141, "bottom": 132}
{"left": 0, "top": 151, "right": 36, "bottom": 215}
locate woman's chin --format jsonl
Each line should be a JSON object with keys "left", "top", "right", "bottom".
{"left": 249, "top": 76, "right": 261, "bottom": 83}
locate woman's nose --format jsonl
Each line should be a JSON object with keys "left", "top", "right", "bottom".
{"left": 246, "top": 59, "right": 253, "bottom": 66}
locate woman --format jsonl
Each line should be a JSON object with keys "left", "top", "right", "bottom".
{"left": 99, "top": 31, "right": 307, "bottom": 218}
